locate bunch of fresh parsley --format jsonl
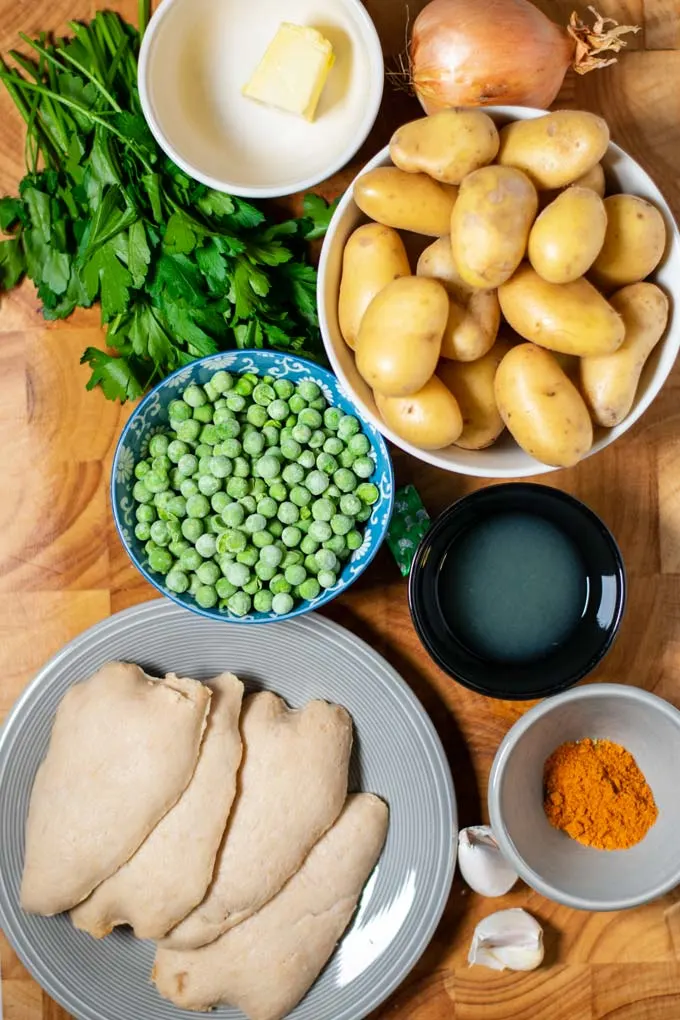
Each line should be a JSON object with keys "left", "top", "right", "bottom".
{"left": 0, "top": 3, "right": 338, "bottom": 401}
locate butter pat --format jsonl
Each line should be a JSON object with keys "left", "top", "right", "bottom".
{"left": 242, "top": 23, "right": 335, "bottom": 122}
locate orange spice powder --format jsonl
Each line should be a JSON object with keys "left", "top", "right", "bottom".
{"left": 543, "top": 738, "right": 658, "bottom": 850}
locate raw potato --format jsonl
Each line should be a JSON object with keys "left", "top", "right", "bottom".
{"left": 417, "top": 237, "right": 500, "bottom": 360}
{"left": 338, "top": 224, "right": 410, "bottom": 349}
{"left": 450, "top": 166, "right": 538, "bottom": 289}
{"left": 495, "top": 344, "right": 593, "bottom": 467}
{"left": 589, "top": 194, "right": 667, "bottom": 290}
{"left": 498, "top": 265, "right": 625, "bottom": 356}
{"left": 389, "top": 109, "right": 499, "bottom": 185}
{"left": 355, "top": 276, "right": 448, "bottom": 396}
{"left": 353, "top": 167, "right": 457, "bottom": 236}
{"left": 497, "top": 111, "right": 610, "bottom": 189}
{"left": 374, "top": 376, "right": 463, "bottom": 449}
{"left": 528, "top": 187, "right": 607, "bottom": 284}
{"left": 580, "top": 282, "right": 669, "bottom": 427}
{"left": 438, "top": 340, "right": 512, "bottom": 449}
{"left": 572, "top": 163, "right": 606, "bottom": 197}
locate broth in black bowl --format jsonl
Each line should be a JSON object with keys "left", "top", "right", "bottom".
{"left": 408, "top": 484, "right": 626, "bottom": 700}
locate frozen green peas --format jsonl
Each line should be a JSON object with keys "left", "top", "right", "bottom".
{"left": 129, "top": 369, "right": 381, "bottom": 618}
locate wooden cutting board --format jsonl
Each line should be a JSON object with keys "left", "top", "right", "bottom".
{"left": 0, "top": 1, "right": 679, "bottom": 1018}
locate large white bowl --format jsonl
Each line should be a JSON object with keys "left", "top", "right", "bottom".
{"left": 138, "top": 0, "right": 384, "bottom": 198}
{"left": 318, "top": 106, "right": 680, "bottom": 478}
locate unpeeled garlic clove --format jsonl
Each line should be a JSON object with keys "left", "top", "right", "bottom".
{"left": 468, "top": 908, "right": 544, "bottom": 972}
{"left": 458, "top": 825, "right": 518, "bottom": 897}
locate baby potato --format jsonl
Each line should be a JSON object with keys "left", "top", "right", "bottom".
{"left": 450, "top": 166, "right": 538, "bottom": 289}
{"left": 355, "top": 276, "right": 449, "bottom": 396}
{"left": 438, "top": 340, "right": 512, "bottom": 449}
{"left": 589, "top": 194, "right": 667, "bottom": 290}
{"left": 338, "top": 224, "right": 411, "bottom": 350}
{"left": 375, "top": 376, "right": 463, "bottom": 450}
{"left": 580, "top": 282, "right": 669, "bottom": 427}
{"left": 497, "top": 110, "right": 610, "bottom": 189}
{"left": 353, "top": 167, "right": 457, "bottom": 236}
{"left": 389, "top": 109, "right": 499, "bottom": 185}
{"left": 494, "top": 343, "right": 593, "bottom": 467}
{"left": 417, "top": 237, "right": 500, "bottom": 360}
{"left": 498, "top": 264, "right": 625, "bottom": 356}
{"left": 528, "top": 187, "right": 607, "bottom": 284}
{"left": 572, "top": 162, "right": 606, "bottom": 197}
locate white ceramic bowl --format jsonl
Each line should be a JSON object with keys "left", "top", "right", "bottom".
{"left": 138, "top": 0, "right": 384, "bottom": 198}
{"left": 488, "top": 684, "right": 680, "bottom": 911}
{"left": 318, "top": 106, "right": 680, "bottom": 478}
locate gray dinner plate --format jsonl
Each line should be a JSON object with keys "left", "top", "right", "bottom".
{"left": 0, "top": 600, "right": 456, "bottom": 1020}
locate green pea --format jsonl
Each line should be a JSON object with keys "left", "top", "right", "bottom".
{"left": 260, "top": 545, "right": 283, "bottom": 568}
{"left": 304, "top": 553, "right": 320, "bottom": 575}
{"left": 316, "top": 548, "right": 338, "bottom": 572}
{"left": 338, "top": 449, "right": 356, "bottom": 469}
{"left": 300, "top": 535, "right": 320, "bottom": 555}
{"left": 150, "top": 520, "right": 171, "bottom": 546}
{"left": 289, "top": 485, "right": 311, "bottom": 508}
{"left": 134, "top": 460, "right": 151, "bottom": 480}
{"left": 149, "top": 432, "right": 170, "bottom": 456}
{"left": 194, "top": 560, "right": 218, "bottom": 586}
{"left": 270, "top": 573, "right": 292, "bottom": 595}
{"left": 176, "top": 418, "right": 202, "bottom": 443}
{"left": 289, "top": 423, "right": 310, "bottom": 445}
{"left": 239, "top": 495, "right": 257, "bottom": 514}
{"left": 281, "top": 438, "right": 302, "bottom": 461}
{"left": 274, "top": 378, "right": 295, "bottom": 400}
{"left": 183, "top": 384, "right": 206, "bottom": 408}
{"left": 255, "top": 561, "right": 276, "bottom": 583}
{"left": 254, "top": 588, "right": 274, "bottom": 612}
{"left": 206, "top": 514, "right": 226, "bottom": 535}
{"left": 226, "top": 476, "right": 249, "bottom": 499}
{"left": 243, "top": 431, "right": 266, "bottom": 456}
{"left": 203, "top": 380, "right": 220, "bottom": 404}
{"left": 233, "top": 456, "right": 250, "bottom": 478}
{"left": 251, "top": 478, "right": 267, "bottom": 497}
{"left": 165, "top": 568, "right": 189, "bottom": 593}
{"left": 226, "top": 393, "right": 246, "bottom": 412}
{"left": 325, "top": 534, "right": 347, "bottom": 556}
{"left": 308, "top": 429, "right": 326, "bottom": 449}
{"left": 188, "top": 572, "right": 202, "bottom": 596}
{"left": 355, "top": 503, "right": 373, "bottom": 523}
{"left": 253, "top": 383, "right": 276, "bottom": 406}
{"left": 154, "top": 491, "right": 175, "bottom": 512}
{"left": 179, "top": 547, "right": 202, "bottom": 572}
{"left": 311, "top": 498, "right": 334, "bottom": 522}
{"left": 333, "top": 469, "right": 357, "bottom": 493}
{"left": 186, "top": 494, "right": 211, "bottom": 518}
{"left": 289, "top": 393, "right": 306, "bottom": 414}
{"left": 169, "top": 468, "right": 184, "bottom": 490}
{"left": 182, "top": 517, "right": 204, "bottom": 542}
{"left": 198, "top": 456, "right": 213, "bottom": 476}
{"left": 226, "top": 562, "right": 250, "bottom": 587}
{"left": 217, "top": 529, "right": 247, "bottom": 555}
{"left": 234, "top": 376, "right": 254, "bottom": 396}
{"left": 196, "top": 584, "right": 218, "bottom": 609}
{"left": 135, "top": 521, "right": 151, "bottom": 542}
{"left": 164, "top": 438, "right": 185, "bottom": 462}
{"left": 169, "top": 399, "right": 192, "bottom": 422}
{"left": 298, "top": 407, "right": 322, "bottom": 429}
{"left": 310, "top": 396, "right": 327, "bottom": 412}
{"left": 193, "top": 404, "right": 213, "bottom": 424}
{"left": 269, "top": 482, "right": 287, "bottom": 503}
{"left": 211, "top": 370, "right": 233, "bottom": 393}
{"left": 208, "top": 455, "right": 231, "bottom": 479}
{"left": 298, "top": 516, "right": 311, "bottom": 533}
{"left": 318, "top": 569, "right": 337, "bottom": 589}
{"left": 337, "top": 414, "right": 360, "bottom": 439}
{"left": 268, "top": 399, "right": 289, "bottom": 421}
{"left": 211, "top": 491, "right": 231, "bottom": 514}
{"left": 309, "top": 520, "right": 332, "bottom": 543}
{"left": 243, "top": 577, "right": 262, "bottom": 597}
{"left": 298, "top": 380, "right": 321, "bottom": 401}
{"left": 246, "top": 403, "right": 268, "bottom": 427}
{"left": 272, "top": 592, "right": 294, "bottom": 616}
{"left": 169, "top": 538, "right": 189, "bottom": 560}
{"left": 282, "top": 550, "right": 304, "bottom": 567}
{"left": 323, "top": 406, "right": 343, "bottom": 431}
{"left": 256, "top": 455, "right": 279, "bottom": 480}
{"left": 180, "top": 478, "right": 199, "bottom": 499}
{"left": 353, "top": 456, "right": 374, "bottom": 479}
{"left": 346, "top": 529, "right": 363, "bottom": 551}
{"left": 200, "top": 424, "right": 220, "bottom": 447}
{"left": 257, "top": 496, "right": 278, "bottom": 519}
{"left": 323, "top": 436, "right": 344, "bottom": 456}
{"left": 177, "top": 453, "right": 198, "bottom": 477}
{"left": 284, "top": 564, "right": 307, "bottom": 586}
{"left": 152, "top": 455, "right": 172, "bottom": 477}
{"left": 282, "top": 462, "right": 305, "bottom": 486}
{"left": 216, "top": 418, "right": 241, "bottom": 440}
{"left": 316, "top": 452, "right": 337, "bottom": 475}
{"left": 216, "top": 577, "right": 238, "bottom": 599}
{"left": 136, "top": 503, "right": 156, "bottom": 523}
{"left": 278, "top": 501, "right": 299, "bottom": 525}
{"left": 252, "top": 530, "right": 274, "bottom": 551}
{"left": 196, "top": 533, "right": 217, "bottom": 558}
{"left": 145, "top": 471, "right": 170, "bottom": 495}
{"left": 299, "top": 577, "right": 321, "bottom": 600}
{"left": 326, "top": 484, "right": 342, "bottom": 500}
{"left": 214, "top": 406, "right": 235, "bottom": 426}
{"left": 356, "top": 482, "right": 379, "bottom": 505}
{"left": 222, "top": 501, "right": 245, "bottom": 528}
{"left": 245, "top": 513, "right": 267, "bottom": 534}
{"left": 267, "top": 445, "right": 283, "bottom": 461}
{"left": 339, "top": 493, "right": 362, "bottom": 517}
{"left": 198, "top": 475, "right": 221, "bottom": 498}
{"left": 282, "top": 526, "right": 302, "bottom": 548}
{"left": 331, "top": 514, "right": 353, "bottom": 536}
{"left": 269, "top": 520, "right": 284, "bottom": 538}
{"left": 348, "top": 432, "right": 371, "bottom": 456}
{"left": 148, "top": 547, "right": 173, "bottom": 573}
{"left": 297, "top": 449, "right": 316, "bottom": 470}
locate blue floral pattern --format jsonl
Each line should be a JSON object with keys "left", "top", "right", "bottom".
{"left": 111, "top": 350, "right": 395, "bottom": 624}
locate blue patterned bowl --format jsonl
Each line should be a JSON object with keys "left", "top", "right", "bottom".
{"left": 111, "top": 350, "right": 394, "bottom": 623}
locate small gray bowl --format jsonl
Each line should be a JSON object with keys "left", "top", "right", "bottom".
{"left": 488, "top": 684, "right": 680, "bottom": 911}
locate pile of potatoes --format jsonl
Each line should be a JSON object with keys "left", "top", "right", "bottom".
{"left": 338, "top": 108, "right": 670, "bottom": 468}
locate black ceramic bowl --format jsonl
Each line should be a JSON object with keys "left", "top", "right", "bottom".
{"left": 408, "top": 483, "right": 626, "bottom": 700}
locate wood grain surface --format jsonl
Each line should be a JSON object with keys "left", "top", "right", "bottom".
{"left": 0, "top": 1, "right": 679, "bottom": 1018}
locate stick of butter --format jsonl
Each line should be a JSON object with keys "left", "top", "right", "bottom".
{"left": 242, "top": 23, "right": 335, "bottom": 123}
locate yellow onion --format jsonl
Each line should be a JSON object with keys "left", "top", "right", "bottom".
{"left": 410, "top": 0, "right": 638, "bottom": 112}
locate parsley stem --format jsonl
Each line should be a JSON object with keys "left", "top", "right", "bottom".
{"left": 0, "top": 72, "right": 155, "bottom": 172}
{"left": 138, "top": 0, "right": 151, "bottom": 38}
{"left": 19, "top": 32, "right": 123, "bottom": 113}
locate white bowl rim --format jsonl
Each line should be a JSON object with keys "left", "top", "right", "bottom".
{"left": 317, "top": 106, "right": 680, "bottom": 479}
{"left": 137, "top": 0, "right": 385, "bottom": 199}
{"left": 488, "top": 682, "right": 680, "bottom": 910}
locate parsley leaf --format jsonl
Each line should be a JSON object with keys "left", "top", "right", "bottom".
{"left": 196, "top": 238, "right": 227, "bottom": 292}
{"left": 82, "top": 241, "right": 132, "bottom": 321}
{"left": 163, "top": 211, "right": 197, "bottom": 255}
{"left": 0, "top": 237, "right": 25, "bottom": 288}
{"left": 151, "top": 252, "right": 205, "bottom": 304}
{"left": 0, "top": 197, "right": 25, "bottom": 233}
{"left": 279, "top": 262, "right": 318, "bottom": 326}
{"left": 300, "top": 194, "right": 340, "bottom": 240}
{"left": 81, "top": 347, "right": 144, "bottom": 402}
{"left": 128, "top": 220, "right": 151, "bottom": 289}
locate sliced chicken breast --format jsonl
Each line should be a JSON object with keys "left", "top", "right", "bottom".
{"left": 21, "top": 662, "right": 211, "bottom": 916}
{"left": 161, "top": 692, "right": 352, "bottom": 950}
{"left": 70, "top": 672, "right": 244, "bottom": 940}
{"left": 153, "top": 793, "right": 389, "bottom": 1020}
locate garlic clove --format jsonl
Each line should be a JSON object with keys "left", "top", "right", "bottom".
{"left": 468, "top": 908, "right": 544, "bottom": 972}
{"left": 458, "top": 825, "right": 519, "bottom": 897}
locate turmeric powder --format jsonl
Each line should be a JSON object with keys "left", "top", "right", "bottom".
{"left": 543, "top": 738, "right": 658, "bottom": 850}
